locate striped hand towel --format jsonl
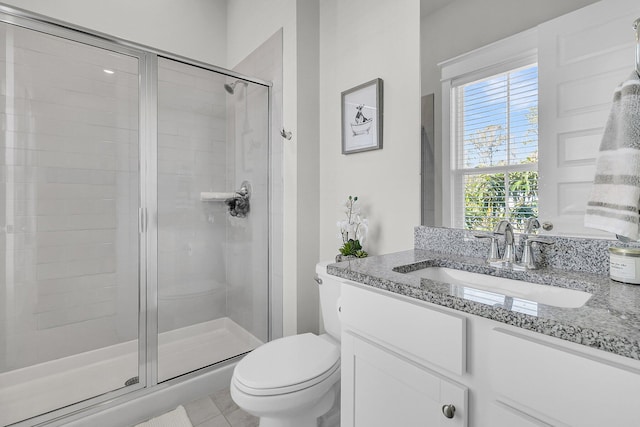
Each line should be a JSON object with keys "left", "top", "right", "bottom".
{"left": 585, "top": 72, "right": 640, "bottom": 239}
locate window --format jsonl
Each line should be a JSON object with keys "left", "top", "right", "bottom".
{"left": 451, "top": 64, "right": 538, "bottom": 232}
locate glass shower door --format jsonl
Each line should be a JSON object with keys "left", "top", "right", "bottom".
{"left": 0, "top": 21, "right": 142, "bottom": 425}
{"left": 156, "top": 58, "right": 269, "bottom": 381}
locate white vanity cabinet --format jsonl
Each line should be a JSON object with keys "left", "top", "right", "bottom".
{"left": 339, "top": 280, "right": 640, "bottom": 427}
{"left": 340, "top": 283, "right": 468, "bottom": 427}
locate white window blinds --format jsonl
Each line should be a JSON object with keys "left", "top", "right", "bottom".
{"left": 452, "top": 64, "right": 538, "bottom": 232}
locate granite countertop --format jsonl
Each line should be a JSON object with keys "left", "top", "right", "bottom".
{"left": 327, "top": 249, "right": 640, "bottom": 361}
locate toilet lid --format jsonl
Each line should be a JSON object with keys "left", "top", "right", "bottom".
{"left": 233, "top": 333, "right": 340, "bottom": 394}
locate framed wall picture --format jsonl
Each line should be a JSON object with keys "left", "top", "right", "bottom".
{"left": 341, "top": 78, "right": 383, "bottom": 154}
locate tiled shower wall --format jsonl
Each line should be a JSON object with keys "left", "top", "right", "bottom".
{"left": 0, "top": 24, "right": 140, "bottom": 371}
{"left": 157, "top": 59, "right": 229, "bottom": 333}
{"left": 225, "top": 32, "right": 281, "bottom": 343}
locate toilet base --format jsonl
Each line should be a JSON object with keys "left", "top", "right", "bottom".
{"left": 231, "top": 380, "right": 339, "bottom": 427}
{"left": 257, "top": 385, "right": 338, "bottom": 427}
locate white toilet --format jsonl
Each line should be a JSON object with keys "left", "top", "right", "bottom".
{"left": 230, "top": 261, "right": 342, "bottom": 427}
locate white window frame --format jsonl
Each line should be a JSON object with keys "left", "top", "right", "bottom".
{"left": 439, "top": 28, "right": 538, "bottom": 228}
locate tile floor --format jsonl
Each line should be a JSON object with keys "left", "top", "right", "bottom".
{"left": 140, "top": 386, "right": 340, "bottom": 427}
{"left": 183, "top": 388, "right": 258, "bottom": 427}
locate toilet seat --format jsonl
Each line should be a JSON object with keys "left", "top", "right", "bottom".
{"left": 233, "top": 333, "right": 340, "bottom": 396}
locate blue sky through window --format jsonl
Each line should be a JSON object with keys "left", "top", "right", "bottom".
{"left": 461, "top": 65, "right": 538, "bottom": 169}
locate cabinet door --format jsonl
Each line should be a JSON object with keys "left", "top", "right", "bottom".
{"left": 341, "top": 332, "right": 467, "bottom": 427}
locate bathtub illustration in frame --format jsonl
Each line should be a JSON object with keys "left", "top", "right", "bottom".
{"left": 341, "top": 78, "right": 383, "bottom": 154}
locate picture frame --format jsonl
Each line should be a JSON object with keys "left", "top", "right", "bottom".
{"left": 341, "top": 78, "right": 383, "bottom": 154}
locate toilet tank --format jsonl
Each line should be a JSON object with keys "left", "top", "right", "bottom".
{"left": 316, "top": 261, "right": 342, "bottom": 342}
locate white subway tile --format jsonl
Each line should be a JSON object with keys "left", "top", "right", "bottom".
{"left": 36, "top": 257, "right": 116, "bottom": 280}
{"left": 35, "top": 285, "right": 117, "bottom": 314}
{"left": 36, "top": 273, "right": 117, "bottom": 296}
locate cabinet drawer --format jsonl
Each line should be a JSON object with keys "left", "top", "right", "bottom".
{"left": 490, "top": 327, "right": 640, "bottom": 426}
{"left": 341, "top": 284, "right": 466, "bottom": 375}
{"left": 489, "top": 401, "right": 559, "bottom": 427}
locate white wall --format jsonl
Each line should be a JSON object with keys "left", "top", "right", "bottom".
{"left": 0, "top": 0, "right": 227, "bottom": 65}
{"left": 319, "top": 0, "right": 422, "bottom": 260}
{"left": 421, "top": 0, "right": 600, "bottom": 226}
{"left": 294, "top": 1, "right": 321, "bottom": 334}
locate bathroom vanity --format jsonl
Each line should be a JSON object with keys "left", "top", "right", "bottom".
{"left": 330, "top": 227, "right": 640, "bottom": 427}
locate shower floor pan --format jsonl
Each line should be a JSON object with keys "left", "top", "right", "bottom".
{"left": 0, "top": 317, "right": 262, "bottom": 426}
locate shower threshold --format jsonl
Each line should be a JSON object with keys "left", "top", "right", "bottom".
{"left": 0, "top": 317, "right": 262, "bottom": 426}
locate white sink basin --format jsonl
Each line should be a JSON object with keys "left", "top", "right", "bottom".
{"left": 405, "top": 267, "right": 591, "bottom": 308}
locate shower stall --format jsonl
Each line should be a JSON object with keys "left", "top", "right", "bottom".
{"left": 0, "top": 7, "right": 272, "bottom": 426}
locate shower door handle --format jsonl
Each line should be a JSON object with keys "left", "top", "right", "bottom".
{"left": 139, "top": 208, "right": 147, "bottom": 233}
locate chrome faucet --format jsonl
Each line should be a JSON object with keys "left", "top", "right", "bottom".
{"left": 476, "top": 218, "right": 554, "bottom": 270}
{"left": 494, "top": 220, "right": 516, "bottom": 263}
{"left": 517, "top": 218, "right": 554, "bottom": 270}
{"left": 474, "top": 220, "right": 517, "bottom": 266}
{"left": 518, "top": 236, "right": 554, "bottom": 270}
{"left": 472, "top": 231, "right": 501, "bottom": 262}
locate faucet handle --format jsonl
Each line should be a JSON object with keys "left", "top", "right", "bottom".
{"left": 519, "top": 235, "right": 554, "bottom": 270}
{"left": 473, "top": 232, "right": 501, "bottom": 262}
{"left": 525, "top": 235, "right": 554, "bottom": 245}
{"left": 472, "top": 231, "right": 495, "bottom": 239}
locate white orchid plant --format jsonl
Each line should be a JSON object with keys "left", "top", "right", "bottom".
{"left": 337, "top": 195, "right": 368, "bottom": 258}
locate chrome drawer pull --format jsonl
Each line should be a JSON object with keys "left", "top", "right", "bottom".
{"left": 442, "top": 404, "right": 456, "bottom": 419}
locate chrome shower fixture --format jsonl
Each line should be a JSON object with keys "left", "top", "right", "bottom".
{"left": 224, "top": 80, "right": 248, "bottom": 94}
{"left": 280, "top": 128, "right": 292, "bottom": 140}
{"left": 225, "top": 181, "right": 252, "bottom": 218}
